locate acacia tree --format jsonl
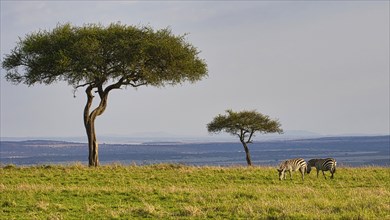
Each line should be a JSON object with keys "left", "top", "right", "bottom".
{"left": 2, "top": 23, "right": 208, "bottom": 166}
{"left": 207, "top": 110, "right": 283, "bottom": 166}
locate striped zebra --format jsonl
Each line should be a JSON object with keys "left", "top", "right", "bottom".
{"left": 307, "top": 158, "right": 337, "bottom": 179}
{"left": 277, "top": 158, "right": 307, "bottom": 181}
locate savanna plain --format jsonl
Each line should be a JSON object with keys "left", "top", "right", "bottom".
{"left": 1, "top": 164, "right": 389, "bottom": 219}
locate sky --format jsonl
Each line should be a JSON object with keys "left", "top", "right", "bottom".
{"left": 1, "top": 1, "right": 389, "bottom": 139}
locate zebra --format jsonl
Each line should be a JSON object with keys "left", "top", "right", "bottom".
{"left": 307, "top": 158, "right": 337, "bottom": 179}
{"left": 277, "top": 158, "right": 307, "bottom": 181}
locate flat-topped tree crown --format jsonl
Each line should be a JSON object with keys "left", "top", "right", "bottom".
{"left": 207, "top": 110, "right": 282, "bottom": 166}
{"left": 207, "top": 110, "right": 283, "bottom": 140}
{"left": 3, "top": 23, "right": 207, "bottom": 88}
{"left": 3, "top": 23, "right": 208, "bottom": 166}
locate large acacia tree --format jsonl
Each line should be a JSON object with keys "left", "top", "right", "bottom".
{"left": 2, "top": 23, "right": 208, "bottom": 166}
{"left": 207, "top": 110, "right": 283, "bottom": 166}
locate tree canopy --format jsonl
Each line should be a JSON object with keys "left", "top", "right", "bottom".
{"left": 207, "top": 110, "right": 283, "bottom": 166}
{"left": 2, "top": 23, "right": 207, "bottom": 89}
{"left": 207, "top": 110, "right": 283, "bottom": 143}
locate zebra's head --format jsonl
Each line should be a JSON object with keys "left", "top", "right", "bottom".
{"left": 277, "top": 168, "right": 285, "bottom": 181}
{"left": 307, "top": 159, "right": 319, "bottom": 174}
{"left": 307, "top": 164, "right": 312, "bottom": 174}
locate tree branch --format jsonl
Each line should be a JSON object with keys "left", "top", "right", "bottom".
{"left": 103, "top": 76, "right": 148, "bottom": 94}
{"left": 75, "top": 82, "right": 92, "bottom": 89}
{"left": 84, "top": 85, "right": 94, "bottom": 126}
{"left": 104, "top": 77, "right": 126, "bottom": 94}
{"left": 239, "top": 129, "right": 245, "bottom": 142}
{"left": 97, "top": 84, "right": 104, "bottom": 99}
{"left": 73, "top": 82, "right": 94, "bottom": 98}
{"left": 129, "top": 82, "right": 147, "bottom": 87}
{"left": 246, "top": 130, "right": 255, "bottom": 144}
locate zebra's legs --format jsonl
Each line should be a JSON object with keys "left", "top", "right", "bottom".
{"left": 300, "top": 168, "right": 305, "bottom": 181}
{"left": 322, "top": 170, "right": 327, "bottom": 179}
{"left": 282, "top": 172, "right": 286, "bottom": 180}
{"left": 330, "top": 172, "right": 334, "bottom": 179}
{"left": 316, "top": 169, "right": 319, "bottom": 178}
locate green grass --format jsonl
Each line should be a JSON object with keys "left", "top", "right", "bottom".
{"left": 1, "top": 164, "right": 389, "bottom": 219}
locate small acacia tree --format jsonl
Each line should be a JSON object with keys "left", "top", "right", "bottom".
{"left": 2, "top": 23, "right": 207, "bottom": 166}
{"left": 207, "top": 110, "right": 283, "bottom": 166}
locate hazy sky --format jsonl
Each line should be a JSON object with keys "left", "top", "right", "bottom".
{"left": 1, "top": 1, "right": 389, "bottom": 138}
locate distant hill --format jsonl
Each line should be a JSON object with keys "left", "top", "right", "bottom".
{"left": 2, "top": 130, "right": 387, "bottom": 144}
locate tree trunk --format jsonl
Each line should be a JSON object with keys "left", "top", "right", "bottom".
{"left": 84, "top": 85, "right": 108, "bottom": 167}
{"left": 85, "top": 119, "right": 99, "bottom": 166}
{"left": 240, "top": 140, "right": 252, "bottom": 166}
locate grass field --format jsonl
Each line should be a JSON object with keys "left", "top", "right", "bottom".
{"left": 1, "top": 164, "right": 389, "bottom": 219}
